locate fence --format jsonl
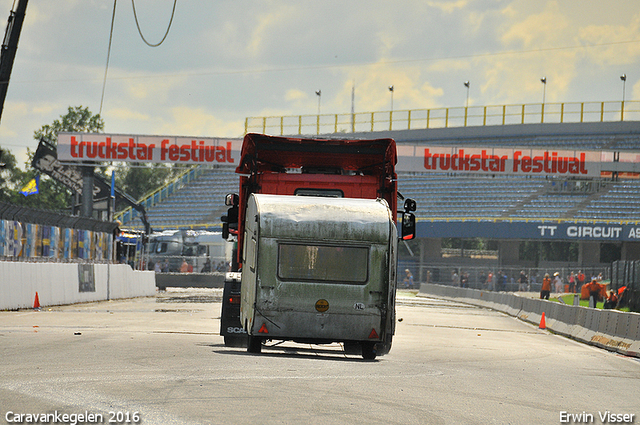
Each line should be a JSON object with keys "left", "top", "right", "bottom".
{"left": 399, "top": 261, "right": 609, "bottom": 293}
{"left": 0, "top": 202, "right": 118, "bottom": 263}
{"left": 245, "top": 100, "right": 640, "bottom": 136}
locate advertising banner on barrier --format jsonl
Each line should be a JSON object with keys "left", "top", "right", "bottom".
{"left": 58, "top": 133, "right": 242, "bottom": 166}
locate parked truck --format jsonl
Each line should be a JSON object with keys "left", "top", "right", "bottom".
{"left": 220, "top": 133, "right": 416, "bottom": 359}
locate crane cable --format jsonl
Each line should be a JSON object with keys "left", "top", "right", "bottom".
{"left": 99, "top": 0, "right": 117, "bottom": 116}
{"left": 100, "top": 0, "right": 176, "bottom": 115}
{"left": 131, "top": 0, "right": 177, "bottom": 48}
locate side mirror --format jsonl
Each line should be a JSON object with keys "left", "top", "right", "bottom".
{"left": 225, "top": 193, "right": 239, "bottom": 207}
{"left": 222, "top": 193, "right": 240, "bottom": 240}
{"left": 401, "top": 212, "right": 416, "bottom": 240}
{"left": 404, "top": 198, "right": 416, "bottom": 212}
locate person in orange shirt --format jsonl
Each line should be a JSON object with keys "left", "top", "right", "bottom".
{"left": 540, "top": 273, "right": 552, "bottom": 300}
{"left": 576, "top": 270, "right": 586, "bottom": 292}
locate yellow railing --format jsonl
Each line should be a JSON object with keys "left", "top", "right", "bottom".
{"left": 114, "top": 165, "right": 202, "bottom": 225}
{"left": 245, "top": 100, "right": 640, "bottom": 136}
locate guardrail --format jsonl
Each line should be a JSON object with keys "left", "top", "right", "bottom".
{"left": 419, "top": 283, "right": 640, "bottom": 358}
{"left": 114, "top": 165, "right": 204, "bottom": 226}
{"left": 245, "top": 100, "right": 640, "bottom": 136}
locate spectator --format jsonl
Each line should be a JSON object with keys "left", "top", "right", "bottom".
{"left": 577, "top": 270, "right": 586, "bottom": 292}
{"left": 554, "top": 272, "right": 563, "bottom": 293}
{"left": 568, "top": 272, "right": 576, "bottom": 293}
{"left": 496, "top": 271, "right": 505, "bottom": 291}
{"left": 403, "top": 269, "right": 414, "bottom": 289}
{"left": 452, "top": 271, "right": 460, "bottom": 287}
{"left": 460, "top": 272, "right": 468, "bottom": 288}
{"left": 154, "top": 261, "right": 162, "bottom": 273}
{"left": 487, "top": 271, "right": 494, "bottom": 291}
{"left": 201, "top": 258, "right": 212, "bottom": 273}
{"left": 603, "top": 290, "right": 618, "bottom": 309}
{"left": 180, "top": 258, "right": 189, "bottom": 273}
{"left": 587, "top": 278, "right": 604, "bottom": 303}
{"left": 162, "top": 259, "right": 169, "bottom": 273}
{"left": 518, "top": 271, "right": 528, "bottom": 292}
{"left": 540, "top": 273, "right": 551, "bottom": 300}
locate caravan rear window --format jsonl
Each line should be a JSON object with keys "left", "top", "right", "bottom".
{"left": 278, "top": 243, "right": 368, "bottom": 284}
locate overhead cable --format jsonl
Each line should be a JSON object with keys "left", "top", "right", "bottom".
{"left": 131, "top": 0, "right": 177, "bottom": 47}
{"left": 99, "top": 0, "right": 117, "bottom": 116}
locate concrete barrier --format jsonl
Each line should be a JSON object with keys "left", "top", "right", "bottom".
{"left": 419, "top": 283, "right": 640, "bottom": 358}
{"left": 0, "top": 261, "right": 155, "bottom": 310}
{"left": 155, "top": 272, "right": 225, "bottom": 290}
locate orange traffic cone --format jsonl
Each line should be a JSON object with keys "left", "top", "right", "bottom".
{"left": 33, "top": 292, "right": 40, "bottom": 309}
{"left": 539, "top": 312, "right": 546, "bottom": 329}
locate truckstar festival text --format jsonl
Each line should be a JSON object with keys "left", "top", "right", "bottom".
{"left": 57, "top": 133, "right": 241, "bottom": 165}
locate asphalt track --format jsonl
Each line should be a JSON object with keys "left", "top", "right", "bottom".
{"left": 1, "top": 288, "right": 638, "bottom": 425}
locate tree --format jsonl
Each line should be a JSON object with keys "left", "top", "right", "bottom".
{"left": 3, "top": 105, "right": 182, "bottom": 214}
{"left": 0, "top": 106, "right": 106, "bottom": 211}
{"left": 33, "top": 105, "right": 104, "bottom": 147}
{"left": 116, "top": 162, "right": 177, "bottom": 201}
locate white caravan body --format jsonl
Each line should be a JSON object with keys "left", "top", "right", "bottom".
{"left": 240, "top": 193, "right": 397, "bottom": 354}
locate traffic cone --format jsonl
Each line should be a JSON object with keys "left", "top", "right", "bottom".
{"left": 539, "top": 312, "right": 546, "bottom": 329}
{"left": 33, "top": 292, "right": 40, "bottom": 309}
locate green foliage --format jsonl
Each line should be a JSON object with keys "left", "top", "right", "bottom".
{"left": 115, "top": 163, "right": 178, "bottom": 201}
{"left": 0, "top": 106, "right": 105, "bottom": 211}
{"left": 33, "top": 105, "right": 104, "bottom": 147}
{"left": 0, "top": 148, "right": 72, "bottom": 210}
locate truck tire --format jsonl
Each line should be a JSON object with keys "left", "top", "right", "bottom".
{"left": 247, "top": 335, "right": 262, "bottom": 353}
{"left": 361, "top": 342, "right": 377, "bottom": 360}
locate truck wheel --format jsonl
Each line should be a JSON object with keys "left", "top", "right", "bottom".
{"left": 361, "top": 342, "right": 377, "bottom": 360}
{"left": 247, "top": 335, "right": 262, "bottom": 353}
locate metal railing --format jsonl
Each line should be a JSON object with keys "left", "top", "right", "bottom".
{"left": 114, "top": 165, "right": 204, "bottom": 225}
{"left": 399, "top": 262, "right": 609, "bottom": 293}
{"left": 245, "top": 100, "right": 640, "bottom": 136}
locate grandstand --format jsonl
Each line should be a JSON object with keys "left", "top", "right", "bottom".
{"left": 142, "top": 167, "right": 237, "bottom": 229}
{"left": 120, "top": 120, "right": 640, "bottom": 231}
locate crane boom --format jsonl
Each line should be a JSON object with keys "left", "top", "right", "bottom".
{"left": 0, "top": 0, "right": 27, "bottom": 123}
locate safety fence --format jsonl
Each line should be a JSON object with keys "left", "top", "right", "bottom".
{"left": 0, "top": 202, "right": 118, "bottom": 262}
{"left": 245, "top": 100, "right": 640, "bottom": 136}
{"left": 398, "top": 262, "right": 609, "bottom": 292}
{"left": 610, "top": 261, "right": 640, "bottom": 311}
{"left": 0, "top": 219, "right": 112, "bottom": 261}
{"left": 418, "top": 283, "right": 640, "bottom": 358}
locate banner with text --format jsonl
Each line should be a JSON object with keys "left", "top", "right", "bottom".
{"left": 59, "top": 134, "right": 607, "bottom": 178}
{"left": 58, "top": 133, "right": 242, "bottom": 166}
{"left": 397, "top": 145, "right": 602, "bottom": 177}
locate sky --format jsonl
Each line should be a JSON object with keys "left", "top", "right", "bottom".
{"left": 1, "top": 0, "right": 640, "bottom": 168}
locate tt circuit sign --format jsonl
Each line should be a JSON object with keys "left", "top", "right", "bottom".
{"left": 58, "top": 133, "right": 242, "bottom": 165}
{"left": 420, "top": 221, "right": 640, "bottom": 242}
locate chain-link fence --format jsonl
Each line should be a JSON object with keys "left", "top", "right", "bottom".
{"left": 399, "top": 261, "right": 609, "bottom": 293}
